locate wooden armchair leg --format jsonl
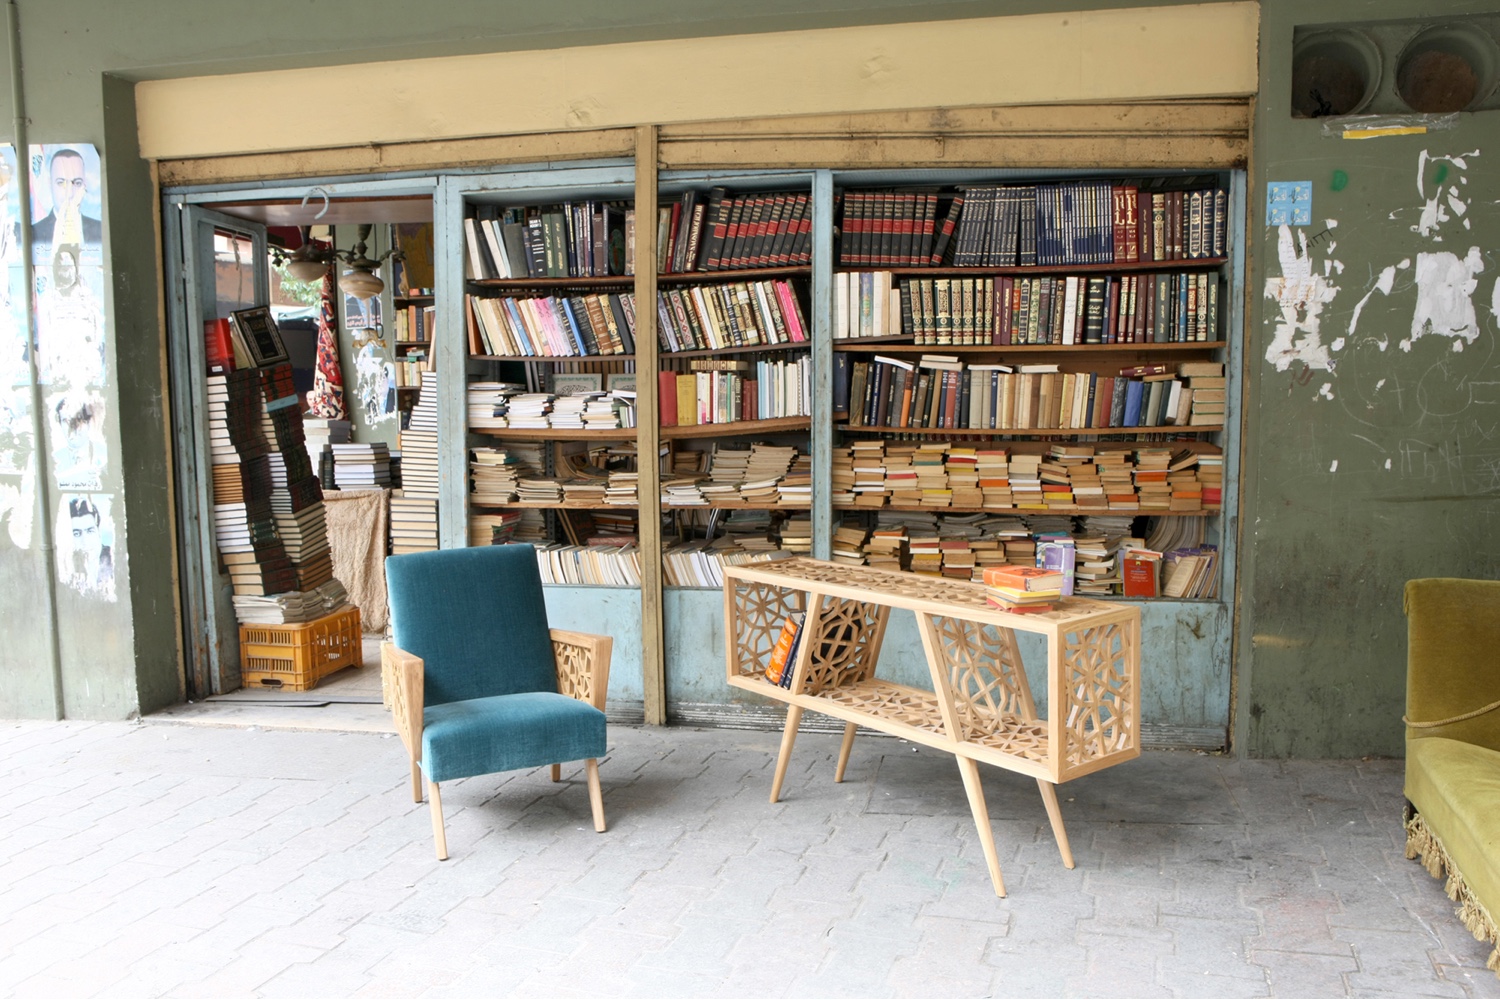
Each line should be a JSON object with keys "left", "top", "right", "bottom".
{"left": 411, "top": 759, "right": 423, "bottom": 803}
{"left": 585, "top": 758, "right": 605, "bottom": 833}
{"left": 835, "top": 722, "right": 858, "bottom": 783}
{"left": 551, "top": 763, "right": 562, "bottom": 783}
{"left": 429, "top": 781, "right": 448, "bottom": 861}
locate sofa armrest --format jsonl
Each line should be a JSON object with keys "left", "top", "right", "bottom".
{"left": 1404, "top": 578, "right": 1500, "bottom": 750}
{"left": 551, "top": 628, "right": 612, "bottom": 712}
{"left": 382, "top": 642, "right": 425, "bottom": 759}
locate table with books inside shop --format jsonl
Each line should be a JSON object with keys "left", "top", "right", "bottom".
{"left": 722, "top": 557, "right": 1141, "bottom": 897}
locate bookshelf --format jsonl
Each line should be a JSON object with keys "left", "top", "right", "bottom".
{"left": 433, "top": 153, "right": 1244, "bottom": 731}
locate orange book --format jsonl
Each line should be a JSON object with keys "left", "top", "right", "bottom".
{"left": 764, "top": 612, "right": 805, "bottom": 685}
{"left": 981, "top": 565, "right": 1065, "bottom": 592}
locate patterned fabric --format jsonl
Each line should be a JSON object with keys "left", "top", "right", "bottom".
{"left": 306, "top": 268, "right": 345, "bottom": 419}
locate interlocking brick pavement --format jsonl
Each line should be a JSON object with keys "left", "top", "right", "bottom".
{"left": 1, "top": 718, "right": 1497, "bottom": 998}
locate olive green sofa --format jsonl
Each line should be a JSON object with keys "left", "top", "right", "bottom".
{"left": 1403, "top": 578, "right": 1500, "bottom": 977}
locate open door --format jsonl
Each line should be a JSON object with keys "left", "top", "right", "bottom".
{"left": 163, "top": 202, "right": 268, "bottom": 697}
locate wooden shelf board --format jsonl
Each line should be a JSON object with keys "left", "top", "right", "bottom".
{"left": 831, "top": 503, "right": 1219, "bottom": 516}
{"left": 471, "top": 353, "right": 634, "bottom": 363}
{"left": 471, "top": 499, "right": 623, "bottom": 510}
{"left": 469, "top": 427, "right": 639, "bottom": 440}
{"left": 658, "top": 265, "right": 811, "bottom": 284}
{"left": 662, "top": 340, "right": 810, "bottom": 358}
{"left": 469, "top": 275, "right": 636, "bottom": 290}
{"left": 394, "top": 294, "right": 435, "bottom": 302}
{"left": 833, "top": 341, "right": 1227, "bottom": 354}
{"left": 660, "top": 417, "right": 811, "bottom": 440}
{"left": 836, "top": 423, "right": 1222, "bottom": 437}
{"left": 842, "top": 257, "right": 1227, "bottom": 277}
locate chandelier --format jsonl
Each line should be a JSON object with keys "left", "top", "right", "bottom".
{"left": 273, "top": 223, "right": 402, "bottom": 299}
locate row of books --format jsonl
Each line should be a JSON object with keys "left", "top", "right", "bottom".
{"left": 658, "top": 356, "right": 812, "bottom": 427}
{"left": 841, "top": 357, "right": 1226, "bottom": 432}
{"left": 658, "top": 189, "right": 813, "bottom": 273}
{"left": 830, "top": 441, "right": 1223, "bottom": 513}
{"left": 465, "top": 279, "right": 809, "bottom": 357}
{"left": 654, "top": 279, "right": 809, "bottom": 352}
{"left": 838, "top": 180, "right": 1227, "bottom": 268}
{"left": 898, "top": 272, "right": 1218, "bottom": 346}
{"left": 464, "top": 202, "right": 632, "bottom": 280}
{"left": 393, "top": 354, "right": 430, "bottom": 388}
{"left": 393, "top": 303, "right": 437, "bottom": 344}
{"left": 467, "top": 292, "right": 637, "bottom": 358}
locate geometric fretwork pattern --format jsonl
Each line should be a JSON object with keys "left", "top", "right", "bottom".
{"left": 1061, "top": 621, "right": 1137, "bottom": 767}
{"left": 552, "top": 639, "right": 594, "bottom": 705}
{"left": 730, "top": 582, "right": 804, "bottom": 678}
{"left": 929, "top": 615, "right": 1049, "bottom": 762}
{"left": 801, "top": 597, "right": 884, "bottom": 696}
{"left": 820, "top": 680, "right": 946, "bottom": 736}
{"left": 767, "top": 559, "right": 996, "bottom": 614}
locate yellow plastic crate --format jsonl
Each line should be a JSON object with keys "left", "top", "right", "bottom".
{"left": 239, "top": 605, "right": 362, "bottom": 691}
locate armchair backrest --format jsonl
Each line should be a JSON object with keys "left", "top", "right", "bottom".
{"left": 386, "top": 544, "right": 558, "bottom": 707}
{"left": 1404, "top": 577, "right": 1500, "bottom": 751}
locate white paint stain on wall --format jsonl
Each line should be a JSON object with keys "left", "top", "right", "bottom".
{"left": 1263, "top": 223, "right": 1340, "bottom": 372}
{"left": 1405, "top": 247, "right": 1485, "bottom": 350}
{"left": 1414, "top": 149, "right": 1481, "bottom": 239}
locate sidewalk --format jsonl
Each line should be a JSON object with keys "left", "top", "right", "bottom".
{"left": 1, "top": 718, "right": 1496, "bottom": 998}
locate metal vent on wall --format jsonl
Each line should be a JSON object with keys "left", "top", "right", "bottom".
{"left": 1291, "top": 14, "right": 1500, "bottom": 118}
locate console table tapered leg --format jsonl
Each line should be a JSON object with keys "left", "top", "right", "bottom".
{"left": 956, "top": 756, "right": 1006, "bottom": 897}
{"left": 834, "top": 722, "right": 857, "bottom": 783}
{"left": 770, "top": 705, "right": 804, "bottom": 803}
{"left": 1037, "top": 779, "right": 1075, "bottom": 869}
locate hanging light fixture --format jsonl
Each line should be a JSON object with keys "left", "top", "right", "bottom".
{"left": 271, "top": 222, "right": 401, "bottom": 299}
{"left": 338, "top": 223, "right": 399, "bottom": 300}
{"left": 275, "top": 225, "right": 335, "bottom": 282}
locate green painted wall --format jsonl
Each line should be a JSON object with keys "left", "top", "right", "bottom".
{"left": 1241, "top": 1, "right": 1500, "bottom": 756}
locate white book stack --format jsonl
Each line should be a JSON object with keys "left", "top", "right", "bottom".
{"left": 330, "top": 443, "right": 392, "bottom": 489}
{"left": 399, "top": 371, "right": 440, "bottom": 498}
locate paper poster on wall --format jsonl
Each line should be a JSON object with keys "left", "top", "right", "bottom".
{"left": 55, "top": 491, "right": 115, "bottom": 601}
{"left": 30, "top": 144, "right": 106, "bottom": 392}
{"left": 0, "top": 143, "right": 35, "bottom": 549}
{"left": 49, "top": 389, "right": 107, "bottom": 491}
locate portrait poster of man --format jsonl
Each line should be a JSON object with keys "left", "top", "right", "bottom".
{"left": 29, "top": 144, "right": 102, "bottom": 267}
{"left": 55, "top": 491, "right": 115, "bottom": 601}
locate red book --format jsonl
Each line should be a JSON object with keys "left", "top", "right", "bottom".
{"left": 1104, "top": 279, "right": 1121, "bottom": 345}
{"left": 658, "top": 369, "right": 679, "bottom": 426}
{"left": 205, "top": 318, "right": 234, "bottom": 373}
{"left": 1094, "top": 377, "right": 1115, "bottom": 428}
{"left": 1121, "top": 551, "right": 1161, "bottom": 598}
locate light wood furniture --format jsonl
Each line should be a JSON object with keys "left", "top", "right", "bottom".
{"left": 383, "top": 626, "right": 612, "bottom": 859}
{"left": 723, "top": 556, "right": 1141, "bottom": 896}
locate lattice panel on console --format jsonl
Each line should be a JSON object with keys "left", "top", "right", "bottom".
{"left": 801, "top": 597, "right": 884, "bottom": 696}
{"left": 929, "top": 616, "right": 1036, "bottom": 736}
{"left": 819, "top": 680, "right": 946, "bottom": 736}
{"left": 729, "top": 582, "right": 804, "bottom": 679}
{"left": 1061, "top": 620, "right": 1138, "bottom": 769}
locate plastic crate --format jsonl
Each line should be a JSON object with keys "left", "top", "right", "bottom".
{"left": 239, "top": 605, "right": 362, "bottom": 691}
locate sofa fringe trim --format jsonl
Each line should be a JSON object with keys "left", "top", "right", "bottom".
{"left": 1405, "top": 809, "right": 1500, "bottom": 976}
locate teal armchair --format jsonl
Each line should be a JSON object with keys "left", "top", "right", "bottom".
{"left": 382, "top": 544, "right": 612, "bottom": 859}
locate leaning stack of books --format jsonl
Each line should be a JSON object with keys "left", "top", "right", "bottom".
{"left": 982, "top": 564, "right": 1066, "bottom": 614}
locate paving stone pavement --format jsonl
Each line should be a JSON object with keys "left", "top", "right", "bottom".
{"left": 1, "top": 718, "right": 1497, "bottom": 999}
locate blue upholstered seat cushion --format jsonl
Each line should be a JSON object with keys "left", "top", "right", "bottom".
{"left": 386, "top": 544, "right": 558, "bottom": 706}
{"left": 421, "top": 692, "right": 607, "bottom": 783}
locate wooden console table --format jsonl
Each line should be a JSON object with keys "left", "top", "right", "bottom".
{"left": 722, "top": 557, "right": 1141, "bottom": 896}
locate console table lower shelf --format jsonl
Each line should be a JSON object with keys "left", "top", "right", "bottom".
{"left": 722, "top": 557, "right": 1142, "bottom": 897}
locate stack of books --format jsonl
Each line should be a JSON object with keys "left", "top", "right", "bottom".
{"left": 389, "top": 497, "right": 438, "bottom": 554}
{"left": 983, "top": 565, "right": 1066, "bottom": 614}
{"left": 330, "top": 442, "right": 392, "bottom": 489}
{"left": 303, "top": 418, "right": 350, "bottom": 488}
